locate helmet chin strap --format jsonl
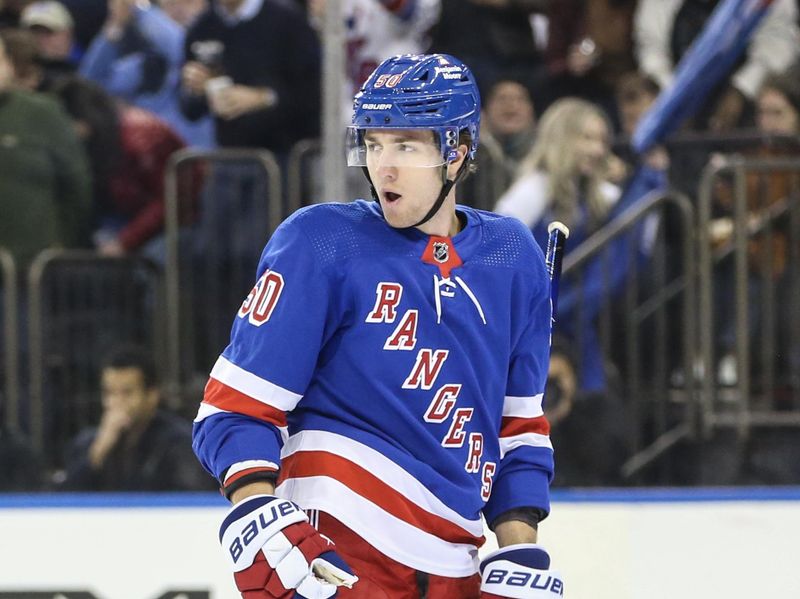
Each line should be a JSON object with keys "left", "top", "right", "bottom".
{"left": 362, "top": 160, "right": 470, "bottom": 231}
{"left": 410, "top": 160, "right": 470, "bottom": 229}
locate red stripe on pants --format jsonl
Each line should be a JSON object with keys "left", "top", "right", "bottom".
{"left": 315, "top": 511, "right": 480, "bottom": 599}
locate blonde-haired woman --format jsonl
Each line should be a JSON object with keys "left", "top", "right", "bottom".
{"left": 494, "top": 97, "right": 621, "bottom": 245}
{"left": 494, "top": 98, "right": 633, "bottom": 485}
{"left": 495, "top": 98, "right": 622, "bottom": 394}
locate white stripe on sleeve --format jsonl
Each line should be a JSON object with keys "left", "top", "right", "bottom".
{"left": 210, "top": 356, "right": 302, "bottom": 411}
{"left": 502, "top": 394, "right": 545, "bottom": 418}
{"left": 499, "top": 433, "right": 553, "bottom": 459}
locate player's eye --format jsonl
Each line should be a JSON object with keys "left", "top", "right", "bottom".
{"left": 366, "top": 142, "right": 382, "bottom": 152}
{"left": 397, "top": 143, "right": 415, "bottom": 152}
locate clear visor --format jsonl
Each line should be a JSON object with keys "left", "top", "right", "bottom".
{"left": 346, "top": 127, "right": 448, "bottom": 168}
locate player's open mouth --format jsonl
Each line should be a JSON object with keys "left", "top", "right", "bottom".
{"left": 383, "top": 191, "right": 401, "bottom": 203}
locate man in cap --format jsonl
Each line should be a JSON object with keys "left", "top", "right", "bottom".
{"left": 20, "top": 0, "right": 80, "bottom": 84}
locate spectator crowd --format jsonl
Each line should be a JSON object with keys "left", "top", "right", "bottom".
{"left": 1, "top": 0, "right": 800, "bottom": 492}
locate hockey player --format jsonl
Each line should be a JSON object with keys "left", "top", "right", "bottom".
{"left": 193, "top": 53, "right": 564, "bottom": 598}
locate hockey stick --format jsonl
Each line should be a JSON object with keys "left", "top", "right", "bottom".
{"left": 542, "top": 221, "right": 571, "bottom": 424}
{"left": 545, "top": 221, "right": 570, "bottom": 315}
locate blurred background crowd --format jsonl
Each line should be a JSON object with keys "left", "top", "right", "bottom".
{"left": 1, "top": 0, "right": 800, "bottom": 493}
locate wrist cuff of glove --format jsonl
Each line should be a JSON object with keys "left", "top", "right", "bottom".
{"left": 221, "top": 467, "right": 278, "bottom": 501}
{"left": 490, "top": 507, "right": 547, "bottom": 532}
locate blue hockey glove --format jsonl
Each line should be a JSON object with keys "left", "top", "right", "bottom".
{"left": 219, "top": 495, "right": 358, "bottom": 598}
{"left": 480, "top": 543, "right": 564, "bottom": 598}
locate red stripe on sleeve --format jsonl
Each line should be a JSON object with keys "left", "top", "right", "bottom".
{"left": 203, "top": 377, "right": 287, "bottom": 427}
{"left": 500, "top": 415, "right": 551, "bottom": 438}
{"left": 279, "top": 450, "right": 484, "bottom": 547}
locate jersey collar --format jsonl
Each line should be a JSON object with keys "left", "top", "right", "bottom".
{"left": 365, "top": 200, "right": 484, "bottom": 267}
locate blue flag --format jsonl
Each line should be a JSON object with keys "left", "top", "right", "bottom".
{"left": 633, "top": 0, "right": 774, "bottom": 153}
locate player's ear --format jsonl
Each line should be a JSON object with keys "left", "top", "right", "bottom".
{"left": 447, "top": 144, "right": 469, "bottom": 179}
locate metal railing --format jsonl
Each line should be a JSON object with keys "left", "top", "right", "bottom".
{"left": 287, "top": 138, "right": 322, "bottom": 212}
{"left": 27, "top": 250, "right": 163, "bottom": 457}
{"left": 164, "top": 148, "right": 283, "bottom": 397}
{"left": 0, "top": 248, "right": 19, "bottom": 431}
{"left": 561, "top": 190, "right": 696, "bottom": 480}
{"left": 697, "top": 155, "right": 800, "bottom": 438}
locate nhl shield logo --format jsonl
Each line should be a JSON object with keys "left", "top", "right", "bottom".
{"left": 422, "top": 236, "right": 462, "bottom": 277}
{"left": 433, "top": 242, "right": 449, "bottom": 263}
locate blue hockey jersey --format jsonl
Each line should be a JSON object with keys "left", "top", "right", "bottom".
{"left": 192, "top": 200, "right": 554, "bottom": 577}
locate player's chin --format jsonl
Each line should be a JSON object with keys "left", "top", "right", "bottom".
{"left": 380, "top": 204, "right": 411, "bottom": 229}
{"left": 383, "top": 214, "right": 408, "bottom": 229}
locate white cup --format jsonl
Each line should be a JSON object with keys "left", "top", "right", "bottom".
{"left": 205, "top": 76, "right": 233, "bottom": 112}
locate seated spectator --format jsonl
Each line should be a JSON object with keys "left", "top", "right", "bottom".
{"left": 52, "top": 77, "right": 195, "bottom": 261}
{"left": 757, "top": 66, "right": 800, "bottom": 136}
{"left": 483, "top": 78, "right": 537, "bottom": 164}
{"left": 468, "top": 77, "right": 537, "bottom": 209}
{"left": 615, "top": 71, "right": 660, "bottom": 141}
{"left": 457, "top": 77, "right": 537, "bottom": 211}
{"left": 494, "top": 98, "right": 617, "bottom": 239}
{"left": 710, "top": 64, "right": 800, "bottom": 387}
{"left": 80, "top": 0, "right": 214, "bottom": 147}
{"left": 546, "top": 0, "right": 637, "bottom": 124}
{"left": 613, "top": 71, "right": 671, "bottom": 177}
{"left": 429, "top": 0, "right": 550, "bottom": 102}
{"left": 180, "top": 0, "right": 321, "bottom": 154}
{"left": 20, "top": 0, "right": 82, "bottom": 87}
{"left": 57, "top": 344, "right": 214, "bottom": 491}
{"left": 0, "top": 32, "right": 91, "bottom": 268}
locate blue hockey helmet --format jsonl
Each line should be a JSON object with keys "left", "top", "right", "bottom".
{"left": 347, "top": 54, "right": 481, "bottom": 167}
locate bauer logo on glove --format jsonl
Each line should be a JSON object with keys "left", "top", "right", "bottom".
{"left": 480, "top": 543, "right": 564, "bottom": 598}
{"left": 483, "top": 567, "right": 564, "bottom": 595}
{"left": 219, "top": 494, "right": 358, "bottom": 598}
{"left": 226, "top": 499, "right": 304, "bottom": 563}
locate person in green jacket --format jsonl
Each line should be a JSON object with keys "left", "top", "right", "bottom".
{"left": 0, "top": 31, "right": 90, "bottom": 269}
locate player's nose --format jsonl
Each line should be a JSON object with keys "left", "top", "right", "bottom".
{"left": 376, "top": 162, "right": 398, "bottom": 181}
